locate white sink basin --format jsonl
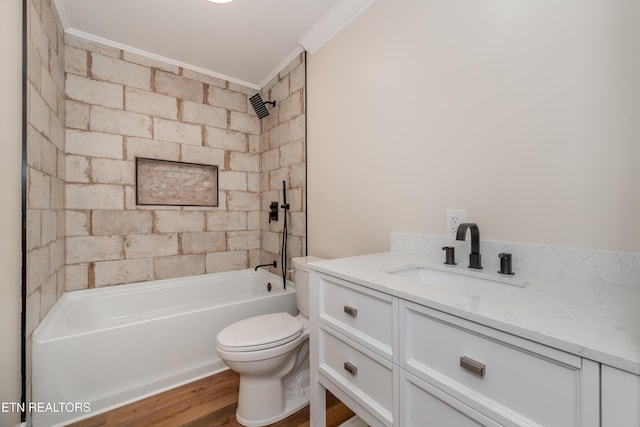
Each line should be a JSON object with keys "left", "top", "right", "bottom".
{"left": 385, "top": 264, "right": 528, "bottom": 297}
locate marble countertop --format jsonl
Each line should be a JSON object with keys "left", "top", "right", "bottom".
{"left": 309, "top": 251, "right": 640, "bottom": 375}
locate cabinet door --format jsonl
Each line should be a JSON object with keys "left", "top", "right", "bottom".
{"left": 401, "top": 371, "right": 501, "bottom": 427}
{"left": 601, "top": 365, "right": 640, "bottom": 427}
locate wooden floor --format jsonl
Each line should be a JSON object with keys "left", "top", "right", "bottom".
{"left": 69, "top": 370, "right": 355, "bottom": 427}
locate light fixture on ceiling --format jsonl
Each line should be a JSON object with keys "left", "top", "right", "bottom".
{"left": 208, "top": 0, "right": 232, "bottom": 3}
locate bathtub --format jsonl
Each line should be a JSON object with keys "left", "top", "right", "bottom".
{"left": 32, "top": 269, "right": 297, "bottom": 426}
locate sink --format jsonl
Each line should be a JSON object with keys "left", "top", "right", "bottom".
{"left": 385, "top": 264, "right": 528, "bottom": 297}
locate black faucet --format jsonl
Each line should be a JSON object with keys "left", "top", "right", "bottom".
{"left": 456, "top": 223, "right": 483, "bottom": 269}
{"left": 254, "top": 261, "right": 276, "bottom": 271}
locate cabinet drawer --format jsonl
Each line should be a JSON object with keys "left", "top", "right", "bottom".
{"left": 401, "top": 371, "right": 500, "bottom": 427}
{"left": 403, "top": 302, "right": 582, "bottom": 427}
{"left": 319, "top": 328, "right": 394, "bottom": 425}
{"left": 318, "top": 275, "right": 394, "bottom": 359}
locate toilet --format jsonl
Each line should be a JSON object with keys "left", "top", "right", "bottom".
{"left": 216, "top": 256, "right": 323, "bottom": 427}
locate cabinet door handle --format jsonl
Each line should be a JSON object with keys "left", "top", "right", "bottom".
{"left": 343, "top": 306, "right": 358, "bottom": 317}
{"left": 344, "top": 361, "right": 358, "bottom": 376}
{"left": 460, "top": 356, "right": 485, "bottom": 378}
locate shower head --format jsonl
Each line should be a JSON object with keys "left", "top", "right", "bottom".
{"left": 249, "top": 93, "right": 276, "bottom": 119}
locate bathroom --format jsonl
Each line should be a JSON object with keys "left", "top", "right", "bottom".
{"left": 1, "top": 0, "right": 639, "bottom": 426}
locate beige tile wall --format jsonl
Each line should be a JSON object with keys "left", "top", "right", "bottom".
{"left": 63, "top": 37, "right": 306, "bottom": 288}
{"left": 259, "top": 54, "right": 307, "bottom": 277}
{"left": 26, "top": 0, "right": 66, "bottom": 412}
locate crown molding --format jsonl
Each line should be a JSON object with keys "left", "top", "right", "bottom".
{"left": 64, "top": 29, "right": 260, "bottom": 90}
{"left": 51, "top": 0, "right": 374, "bottom": 89}
{"left": 52, "top": 0, "right": 258, "bottom": 89}
{"left": 299, "top": 0, "right": 377, "bottom": 54}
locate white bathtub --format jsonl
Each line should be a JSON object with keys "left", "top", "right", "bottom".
{"left": 32, "top": 269, "right": 297, "bottom": 426}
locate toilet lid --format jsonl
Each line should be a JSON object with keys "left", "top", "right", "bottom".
{"left": 217, "top": 312, "right": 303, "bottom": 352}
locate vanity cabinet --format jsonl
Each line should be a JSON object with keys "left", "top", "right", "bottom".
{"left": 310, "top": 272, "right": 601, "bottom": 427}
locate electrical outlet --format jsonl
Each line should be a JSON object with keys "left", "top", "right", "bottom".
{"left": 446, "top": 209, "right": 466, "bottom": 239}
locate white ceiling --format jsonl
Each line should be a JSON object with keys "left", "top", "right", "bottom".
{"left": 54, "top": 0, "right": 375, "bottom": 89}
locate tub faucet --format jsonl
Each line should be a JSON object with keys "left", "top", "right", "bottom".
{"left": 254, "top": 261, "right": 276, "bottom": 271}
{"left": 456, "top": 223, "right": 483, "bottom": 270}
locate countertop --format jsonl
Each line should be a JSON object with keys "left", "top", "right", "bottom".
{"left": 308, "top": 252, "right": 640, "bottom": 375}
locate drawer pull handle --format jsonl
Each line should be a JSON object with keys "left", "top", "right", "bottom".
{"left": 344, "top": 361, "right": 358, "bottom": 376}
{"left": 343, "top": 306, "right": 358, "bottom": 317}
{"left": 460, "top": 356, "right": 485, "bottom": 378}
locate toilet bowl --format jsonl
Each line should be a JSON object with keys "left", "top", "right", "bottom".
{"left": 216, "top": 256, "right": 323, "bottom": 427}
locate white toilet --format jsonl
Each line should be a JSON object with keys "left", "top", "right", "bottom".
{"left": 216, "top": 256, "right": 322, "bottom": 427}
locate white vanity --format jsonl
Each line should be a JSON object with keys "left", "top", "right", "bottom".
{"left": 307, "top": 233, "right": 640, "bottom": 427}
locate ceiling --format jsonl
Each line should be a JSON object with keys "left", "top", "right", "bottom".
{"left": 54, "top": 0, "right": 375, "bottom": 89}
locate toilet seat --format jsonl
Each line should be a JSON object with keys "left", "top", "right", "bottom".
{"left": 217, "top": 312, "right": 303, "bottom": 352}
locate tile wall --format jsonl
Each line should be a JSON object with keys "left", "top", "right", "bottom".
{"left": 62, "top": 38, "right": 306, "bottom": 288}
{"left": 259, "top": 54, "right": 307, "bottom": 277}
{"left": 25, "top": 0, "right": 66, "bottom": 413}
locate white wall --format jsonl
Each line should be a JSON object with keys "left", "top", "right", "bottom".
{"left": 0, "top": 0, "right": 24, "bottom": 425}
{"left": 307, "top": 0, "right": 640, "bottom": 258}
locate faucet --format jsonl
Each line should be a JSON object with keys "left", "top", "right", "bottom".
{"left": 456, "top": 223, "right": 483, "bottom": 270}
{"left": 254, "top": 261, "right": 276, "bottom": 271}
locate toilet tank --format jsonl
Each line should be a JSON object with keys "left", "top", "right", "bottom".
{"left": 292, "top": 256, "right": 324, "bottom": 318}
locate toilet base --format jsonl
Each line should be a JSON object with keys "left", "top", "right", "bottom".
{"left": 236, "top": 385, "right": 310, "bottom": 427}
